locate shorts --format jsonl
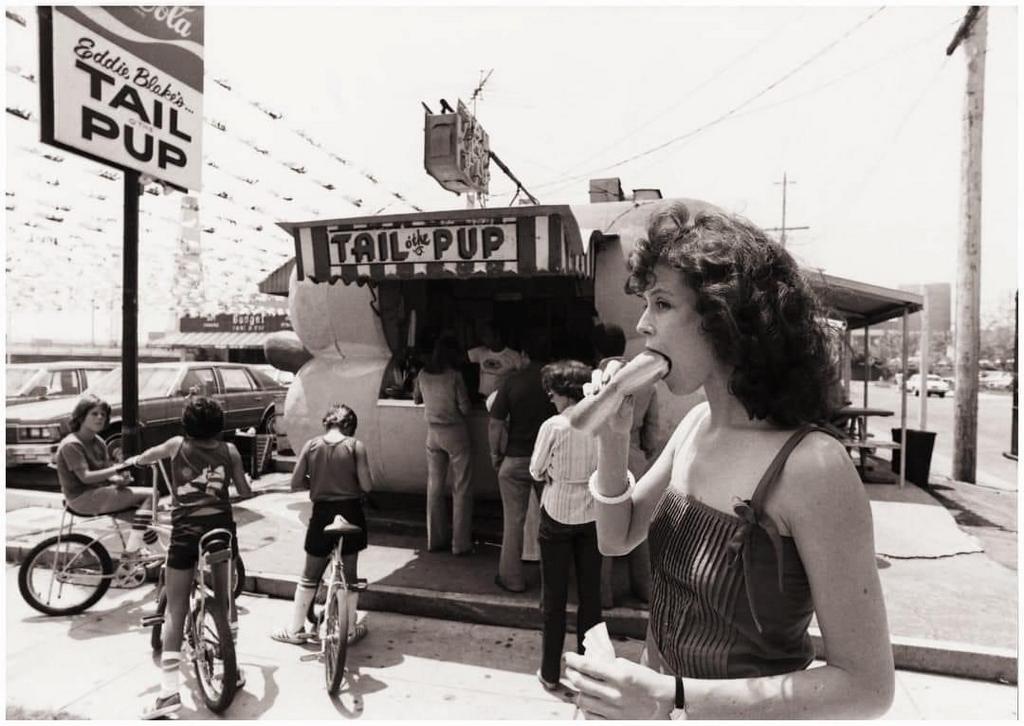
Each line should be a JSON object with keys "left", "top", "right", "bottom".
{"left": 304, "top": 499, "right": 368, "bottom": 557}
{"left": 167, "top": 511, "right": 239, "bottom": 571}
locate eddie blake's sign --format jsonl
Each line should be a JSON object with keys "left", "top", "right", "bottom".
{"left": 39, "top": 6, "right": 204, "bottom": 191}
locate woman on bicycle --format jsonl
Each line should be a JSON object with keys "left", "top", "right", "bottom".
{"left": 55, "top": 394, "right": 152, "bottom": 558}
{"left": 125, "top": 395, "right": 253, "bottom": 719}
{"left": 271, "top": 403, "right": 374, "bottom": 647}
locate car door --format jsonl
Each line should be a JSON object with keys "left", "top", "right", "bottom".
{"left": 156, "top": 367, "right": 219, "bottom": 444}
{"left": 216, "top": 366, "right": 267, "bottom": 432}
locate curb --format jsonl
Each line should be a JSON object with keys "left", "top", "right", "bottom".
{"left": 7, "top": 542, "right": 1016, "bottom": 684}
{"left": 240, "top": 566, "right": 1016, "bottom": 685}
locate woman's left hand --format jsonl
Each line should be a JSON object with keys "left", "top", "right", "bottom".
{"left": 563, "top": 652, "right": 676, "bottom": 720}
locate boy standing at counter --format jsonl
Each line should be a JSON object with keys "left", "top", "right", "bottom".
{"left": 489, "top": 336, "right": 554, "bottom": 593}
{"left": 468, "top": 324, "right": 525, "bottom": 408}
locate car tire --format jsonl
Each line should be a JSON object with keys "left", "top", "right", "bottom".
{"left": 105, "top": 430, "right": 124, "bottom": 463}
{"left": 258, "top": 409, "right": 275, "bottom": 436}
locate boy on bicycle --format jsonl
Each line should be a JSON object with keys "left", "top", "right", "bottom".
{"left": 271, "top": 403, "right": 374, "bottom": 646}
{"left": 125, "top": 396, "right": 254, "bottom": 719}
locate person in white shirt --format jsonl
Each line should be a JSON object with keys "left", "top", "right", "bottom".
{"left": 528, "top": 359, "right": 602, "bottom": 691}
{"left": 468, "top": 324, "right": 525, "bottom": 405}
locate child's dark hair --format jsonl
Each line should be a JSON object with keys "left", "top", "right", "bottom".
{"left": 69, "top": 394, "right": 111, "bottom": 433}
{"left": 541, "top": 360, "right": 593, "bottom": 403}
{"left": 181, "top": 395, "right": 225, "bottom": 439}
{"left": 323, "top": 404, "right": 358, "bottom": 435}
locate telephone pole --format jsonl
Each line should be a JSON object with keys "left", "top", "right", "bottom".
{"left": 947, "top": 6, "right": 986, "bottom": 483}
{"left": 765, "top": 172, "right": 809, "bottom": 247}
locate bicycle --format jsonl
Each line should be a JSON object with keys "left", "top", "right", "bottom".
{"left": 143, "top": 527, "right": 240, "bottom": 714}
{"left": 303, "top": 515, "right": 368, "bottom": 696}
{"left": 17, "top": 462, "right": 245, "bottom": 616}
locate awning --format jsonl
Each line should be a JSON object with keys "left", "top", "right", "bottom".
{"left": 258, "top": 257, "right": 296, "bottom": 296}
{"left": 150, "top": 331, "right": 275, "bottom": 349}
{"left": 278, "top": 204, "right": 594, "bottom": 286}
{"left": 806, "top": 272, "right": 923, "bottom": 330}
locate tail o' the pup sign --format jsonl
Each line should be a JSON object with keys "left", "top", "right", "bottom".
{"left": 38, "top": 5, "right": 204, "bottom": 191}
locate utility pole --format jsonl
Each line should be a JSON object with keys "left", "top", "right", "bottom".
{"left": 947, "top": 6, "right": 986, "bottom": 483}
{"left": 765, "top": 172, "right": 809, "bottom": 247}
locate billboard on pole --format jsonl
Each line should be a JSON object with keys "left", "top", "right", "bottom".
{"left": 38, "top": 5, "right": 204, "bottom": 191}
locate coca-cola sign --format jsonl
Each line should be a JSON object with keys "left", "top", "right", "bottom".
{"left": 130, "top": 7, "right": 199, "bottom": 40}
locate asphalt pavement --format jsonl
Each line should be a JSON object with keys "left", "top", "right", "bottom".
{"left": 5, "top": 567, "right": 1017, "bottom": 720}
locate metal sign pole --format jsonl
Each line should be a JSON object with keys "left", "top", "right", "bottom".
{"left": 122, "top": 171, "right": 141, "bottom": 460}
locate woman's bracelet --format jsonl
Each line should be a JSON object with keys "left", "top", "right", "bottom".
{"left": 587, "top": 470, "right": 636, "bottom": 505}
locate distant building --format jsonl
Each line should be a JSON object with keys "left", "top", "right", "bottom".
{"left": 880, "top": 283, "right": 951, "bottom": 335}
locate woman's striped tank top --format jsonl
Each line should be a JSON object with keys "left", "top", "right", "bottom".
{"left": 645, "top": 424, "right": 831, "bottom": 679}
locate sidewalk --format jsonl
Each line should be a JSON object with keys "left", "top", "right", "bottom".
{"left": 5, "top": 567, "right": 1017, "bottom": 720}
{"left": 5, "top": 468, "right": 1018, "bottom": 685}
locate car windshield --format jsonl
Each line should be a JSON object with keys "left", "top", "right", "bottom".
{"left": 6, "top": 367, "right": 44, "bottom": 396}
{"left": 87, "top": 367, "right": 181, "bottom": 399}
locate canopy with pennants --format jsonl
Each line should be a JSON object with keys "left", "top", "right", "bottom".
{"left": 278, "top": 205, "right": 594, "bottom": 286}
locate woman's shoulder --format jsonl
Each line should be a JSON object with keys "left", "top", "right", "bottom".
{"left": 770, "top": 428, "right": 865, "bottom": 530}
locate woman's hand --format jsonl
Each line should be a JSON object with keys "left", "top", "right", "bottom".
{"left": 564, "top": 652, "right": 676, "bottom": 720}
{"left": 582, "top": 358, "right": 635, "bottom": 438}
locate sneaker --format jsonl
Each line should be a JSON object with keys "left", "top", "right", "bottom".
{"left": 537, "top": 669, "right": 559, "bottom": 691}
{"left": 121, "top": 546, "right": 157, "bottom": 566}
{"left": 141, "top": 692, "right": 181, "bottom": 719}
{"left": 346, "top": 621, "right": 368, "bottom": 645}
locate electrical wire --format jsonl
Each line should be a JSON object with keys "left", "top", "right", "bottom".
{"left": 550, "top": 10, "right": 807, "bottom": 181}
{"left": 825, "top": 54, "right": 952, "bottom": 224}
{"left": 532, "top": 6, "right": 888, "bottom": 196}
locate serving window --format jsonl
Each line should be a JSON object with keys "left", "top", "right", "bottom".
{"left": 376, "top": 275, "right": 596, "bottom": 403}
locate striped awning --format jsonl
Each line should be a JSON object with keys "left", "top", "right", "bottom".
{"left": 279, "top": 205, "right": 594, "bottom": 286}
{"left": 150, "top": 332, "right": 274, "bottom": 349}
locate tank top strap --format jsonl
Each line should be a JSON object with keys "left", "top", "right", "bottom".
{"left": 748, "top": 424, "right": 833, "bottom": 515}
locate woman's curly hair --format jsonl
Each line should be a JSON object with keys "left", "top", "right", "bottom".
{"left": 541, "top": 360, "right": 593, "bottom": 403}
{"left": 625, "top": 202, "right": 841, "bottom": 427}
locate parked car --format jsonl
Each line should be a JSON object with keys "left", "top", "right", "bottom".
{"left": 252, "top": 363, "right": 295, "bottom": 388}
{"left": 252, "top": 364, "right": 294, "bottom": 453}
{"left": 906, "top": 373, "right": 951, "bottom": 398}
{"left": 5, "top": 362, "right": 285, "bottom": 468}
{"left": 6, "top": 361, "right": 117, "bottom": 406}
{"left": 980, "top": 371, "right": 1015, "bottom": 391}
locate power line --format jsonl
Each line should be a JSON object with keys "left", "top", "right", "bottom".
{"left": 548, "top": 11, "right": 804, "bottom": 181}
{"left": 827, "top": 54, "right": 950, "bottom": 224}
{"left": 531, "top": 6, "right": 887, "bottom": 195}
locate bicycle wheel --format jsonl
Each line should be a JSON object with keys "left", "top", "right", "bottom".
{"left": 150, "top": 589, "right": 167, "bottom": 652}
{"left": 190, "top": 596, "right": 238, "bottom": 713}
{"left": 324, "top": 586, "right": 349, "bottom": 696}
{"left": 18, "top": 534, "right": 113, "bottom": 616}
{"left": 232, "top": 555, "right": 246, "bottom": 599}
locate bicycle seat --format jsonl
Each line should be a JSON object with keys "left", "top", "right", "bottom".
{"left": 324, "top": 514, "right": 362, "bottom": 537}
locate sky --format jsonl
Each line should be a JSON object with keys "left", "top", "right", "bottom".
{"left": 203, "top": 2, "right": 1019, "bottom": 321}
{"left": 2, "top": 2, "right": 1019, "bottom": 345}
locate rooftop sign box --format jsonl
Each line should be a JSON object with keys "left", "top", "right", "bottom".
{"left": 424, "top": 100, "right": 490, "bottom": 195}
{"left": 38, "top": 6, "right": 204, "bottom": 191}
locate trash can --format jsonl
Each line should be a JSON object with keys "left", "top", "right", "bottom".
{"left": 233, "top": 430, "right": 275, "bottom": 479}
{"left": 890, "top": 428, "right": 937, "bottom": 487}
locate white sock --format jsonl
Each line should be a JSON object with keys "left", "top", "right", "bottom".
{"left": 291, "top": 580, "right": 318, "bottom": 634}
{"left": 160, "top": 651, "right": 181, "bottom": 698}
{"left": 125, "top": 528, "right": 146, "bottom": 553}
